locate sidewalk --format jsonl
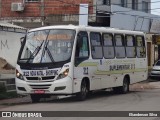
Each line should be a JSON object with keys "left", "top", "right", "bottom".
{"left": 130, "top": 81, "right": 160, "bottom": 90}
{"left": 148, "top": 81, "right": 160, "bottom": 89}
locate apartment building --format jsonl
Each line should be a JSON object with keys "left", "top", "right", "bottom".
{"left": 97, "top": 0, "right": 151, "bottom": 12}
{"left": 95, "top": 0, "right": 151, "bottom": 26}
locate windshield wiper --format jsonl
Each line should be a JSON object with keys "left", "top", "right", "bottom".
{"left": 40, "top": 40, "right": 55, "bottom": 63}
{"left": 26, "top": 41, "right": 44, "bottom": 63}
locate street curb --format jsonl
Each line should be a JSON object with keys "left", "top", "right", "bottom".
{"left": 130, "top": 81, "right": 160, "bottom": 91}
{"left": 149, "top": 82, "right": 160, "bottom": 89}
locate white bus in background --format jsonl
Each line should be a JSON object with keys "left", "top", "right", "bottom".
{"left": 16, "top": 25, "right": 148, "bottom": 102}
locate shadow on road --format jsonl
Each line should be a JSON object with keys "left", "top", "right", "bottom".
{"left": 46, "top": 90, "right": 141, "bottom": 103}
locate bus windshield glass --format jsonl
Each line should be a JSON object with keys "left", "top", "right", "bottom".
{"left": 19, "top": 29, "right": 75, "bottom": 63}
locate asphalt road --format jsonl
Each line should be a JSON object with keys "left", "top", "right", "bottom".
{"left": 0, "top": 82, "right": 160, "bottom": 120}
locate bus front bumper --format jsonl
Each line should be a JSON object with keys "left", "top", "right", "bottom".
{"left": 16, "top": 76, "right": 73, "bottom": 95}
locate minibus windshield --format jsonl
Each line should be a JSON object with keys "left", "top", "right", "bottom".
{"left": 18, "top": 29, "right": 75, "bottom": 63}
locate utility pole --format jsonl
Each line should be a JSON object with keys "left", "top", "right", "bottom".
{"left": 0, "top": 0, "right": 1, "bottom": 17}
{"left": 40, "top": 0, "right": 45, "bottom": 26}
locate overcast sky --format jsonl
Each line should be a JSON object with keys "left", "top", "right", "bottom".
{"left": 151, "top": 0, "right": 160, "bottom": 15}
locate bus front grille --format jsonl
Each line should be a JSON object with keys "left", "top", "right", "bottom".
{"left": 29, "top": 84, "right": 51, "bottom": 89}
{"left": 26, "top": 76, "right": 55, "bottom": 81}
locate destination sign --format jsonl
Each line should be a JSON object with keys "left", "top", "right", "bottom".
{"left": 33, "top": 34, "right": 72, "bottom": 41}
{"left": 23, "top": 69, "right": 59, "bottom": 77}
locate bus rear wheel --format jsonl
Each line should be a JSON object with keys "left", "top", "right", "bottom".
{"left": 76, "top": 80, "right": 88, "bottom": 101}
{"left": 120, "top": 77, "right": 129, "bottom": 94}
{"left": 113, "top": 77, "right": 129, "bottom": 94}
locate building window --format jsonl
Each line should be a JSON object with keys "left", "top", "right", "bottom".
{"left": 132, "top": 0, "right": 138, "bottom": 10}
{"left": 103, "top": 0, "right": 110, "bottom": 5}
{"left": 25, "top": 0, "right": 39, "bottom": 2}
{"left": 121, "top": 0, "right": 127, "bottom": 7}
{"left": 142, "top": 1, "right": 149, "bottom": 13}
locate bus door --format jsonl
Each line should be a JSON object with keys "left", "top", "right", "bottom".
{"left": 90, "top": 32, "right": 104, "bottom": 90}
{"left": 74, "top": 31, "right": 90, "bottom": 92}
{"left": 74, "top": 31, "right": 101, "bottom": 92}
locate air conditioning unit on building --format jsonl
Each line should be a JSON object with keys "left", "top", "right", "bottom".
{"left": 11, "top": 3, "right": 24, "bottom": 12}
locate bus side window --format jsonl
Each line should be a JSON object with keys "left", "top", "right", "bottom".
{"left": 103, "top": 33, "right": 115, "bottom": 59}
{"left": 75, "top": 31, "right": 89, "bottom": 58}
{"left": 136, "top": 36, "right": 146, "bottom": 58}
{"left": 114, "top": 34, "right": 125, "bottom": 58}
{"left": 125, "top": 35, "right": 136, "bottom": 58}
{"left": 90, "top": 32, "right": 103, "bottom": 59}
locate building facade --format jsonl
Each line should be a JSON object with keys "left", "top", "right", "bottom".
{"left": 96, "top": 0, "right": 151, "bottom": 12}
{"left": 0, "top": 0, "right": 93, "bottom": 28}
{"left": 0, "top": 0, "right": 160, "bottom": 67}
{"left": 95, "top": 0, "right": 151, "bottom": 27}
{"left": 0, "top": 0, "right": 154, "bottom": 29}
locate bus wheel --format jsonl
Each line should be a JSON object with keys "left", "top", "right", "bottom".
{"left": 30, "top": 94, "right": 41, "bottom": 103}
{"left": 113, "top": 77, "right": 129, "bottom": 94}
{"left": 76, "top": 80, "right": 88, "bottom": 101}
{"left": 120, "top": 77, "right": 129, "bottom": 94}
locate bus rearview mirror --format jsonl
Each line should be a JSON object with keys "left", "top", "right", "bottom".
{"left": 20, "top": 37, "right": 25, "bottom": 45}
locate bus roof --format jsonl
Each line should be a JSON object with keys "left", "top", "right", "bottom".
{"left": 29, "top": 25, "right": 144, "bottom": 35}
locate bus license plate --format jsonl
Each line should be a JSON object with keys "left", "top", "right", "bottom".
{"left": 34, "top": 90, "right": 45, "bottom": 94}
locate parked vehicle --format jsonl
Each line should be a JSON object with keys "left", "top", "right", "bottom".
{"left": 150, "top": 60, "right": 160, "bottom": 79}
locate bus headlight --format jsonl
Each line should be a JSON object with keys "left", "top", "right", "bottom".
{"left": 56, "top": 69, "right": 69, "bottom": 80}
{"left": 16, "top": 69, "right": 24, "bottom": 80}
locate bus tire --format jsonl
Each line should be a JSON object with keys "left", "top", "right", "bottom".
{"left": 30, "top": 94, "right": 41, "bottom": 103}
{"left": 113, "top": 77, "right": 129, "bottom": 94}
{"left": 76, "top": 80, "right": 88, "bottom": 101}
{"left": 119, "top": 77, "right": 129, "bottom": 94}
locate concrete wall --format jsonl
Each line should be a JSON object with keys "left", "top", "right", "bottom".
{"left": 0, "top": 30, "right": 25, "bottom": 67}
